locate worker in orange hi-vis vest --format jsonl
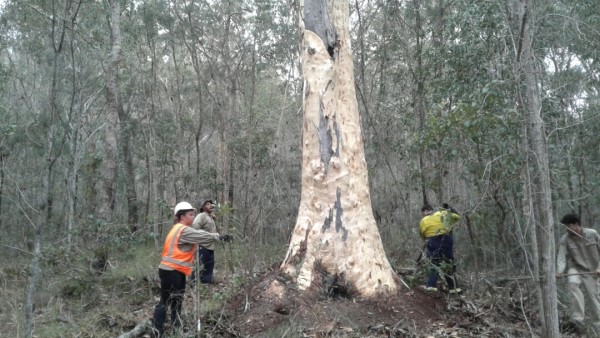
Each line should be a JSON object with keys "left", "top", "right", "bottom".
{"left": 151, "top": 202, "right": 231, "bottom": 338}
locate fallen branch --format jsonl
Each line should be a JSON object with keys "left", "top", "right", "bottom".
{"left": 495, "top": 272, "right": 598, "bottom": 282}
{"left": 557, "top": 272, "right": 598, "bottom": 278}
{"left": 117, "top": 319, "right": 150, "bottom": 338}
{"left": 494, "top": 276, "right": 538, "bottom": 282}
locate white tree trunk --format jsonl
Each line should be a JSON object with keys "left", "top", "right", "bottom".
{"left": 281, "top": 0, "right": 399, "bottom": 297}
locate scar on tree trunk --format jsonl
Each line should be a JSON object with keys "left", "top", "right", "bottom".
{"left": 308, "top": 260, "right": 358, "bottom": 298}
{"left": 304, "top": 0, "right": 338, "bottom": 58}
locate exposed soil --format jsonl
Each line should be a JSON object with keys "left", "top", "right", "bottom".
{"left": 224, "top": 269, "right": 444, "bottom": 337}
{"left": 207, "top": 269, "right": 530, "bottom": 337}
{"left": 118, "top": 268, "right": 584, "bottom": 337}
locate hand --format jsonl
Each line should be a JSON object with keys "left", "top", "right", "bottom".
{"left": 443, "top": 203, "right": 459, "bottom": 215}
{"left": 219, "top": 234, "right": 232, "bottom": 242}
{"left": 556, "top": 272, "right": 563, "bottom": 278}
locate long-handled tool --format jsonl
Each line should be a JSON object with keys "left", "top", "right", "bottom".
{"left": 557, "top": 271, "right": 599, "bottom": 278}
{"left": 495, "top": 271, "right": 599, "bottom": 283}
{"left": 195, "top": 252, "right": 202, "bottom": 336}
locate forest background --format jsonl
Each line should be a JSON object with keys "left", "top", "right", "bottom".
{"left": 0, "top": 0, "right": 599, "bottom": 336}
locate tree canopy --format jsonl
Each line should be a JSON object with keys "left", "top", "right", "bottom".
{"left": 1, "top": 0, "right": 600, "bottom": 336}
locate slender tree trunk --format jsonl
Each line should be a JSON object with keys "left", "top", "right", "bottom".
{"left": 411, "top": 0, "right": 428, "bottom": 206}
{"left": 143, "top": 15, "right": 161, "bottom": 245}
{"left": 25, "top": 168, "right": 49, "bottom": 338}
{"left": 26, "top": 0, "right": 78, "bottom": 332}
{"left": 281, "top": 0, "right": 399, "bottom": 297}
{"left": 515, "top": 0, "right": 558, "bottom": 335}
{"left": 171, "top": 1, "right": 206, "bottom": 181}
{"left": 216, "top": 10, "right": 235, "bottom": 232}
{"left": 65, "top": 21, "right": 88, "bottom": 246}
{"left": 101, "top": 0, "right": 122, "bottom": 223}
{"left": 0, "top": 152, "right": 4, "bottom": 230}
{"left": 118, "top": 102, "right": 139, "bottom": 232}
{"left": 86, "top": 141, "right": 99, "bottom": 220}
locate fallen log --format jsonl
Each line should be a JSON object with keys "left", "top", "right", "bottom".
{"left": 117, "top": 319, "right": 150, "bottom": 338}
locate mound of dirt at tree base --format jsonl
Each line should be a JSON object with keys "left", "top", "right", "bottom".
{"left": 220, "top": 270, "right": 530, "bottom": 337}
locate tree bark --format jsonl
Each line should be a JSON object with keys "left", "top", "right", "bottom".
{"left": 281, "top": 0, "right": 399, "bottom": 297}
{"left": 118, "top": 99, "right": 139, "bottom": 232}
{"left": 101, "top": 0, "right": 122, "bottom": 223}
{"left": 411, "top": 0, "right": 429, "bottom": 206}
{"left": 26, "top": 0, "right": 80, "bottom": 334}
{"left": 215, "top": 7, "right": 235, "bottom": 232}
{"left": 515, "top": 0, "right": 559, "bottom": 335}
{"left": 0, "top": 152, "right": 4, "bottom": 230}
{"left": 66, "top": 22, "right": 93, "bottom": 245}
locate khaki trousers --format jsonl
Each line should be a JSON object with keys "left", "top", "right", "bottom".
{"left": 567, "top": 268, "right": 600, "bottom": 329}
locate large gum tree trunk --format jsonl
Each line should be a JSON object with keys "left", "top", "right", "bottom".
{"left": 281, "top": 0, "right": 399, "bottom": 297}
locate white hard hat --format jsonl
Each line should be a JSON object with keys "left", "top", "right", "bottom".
{"left": 174, "top": 201, "right": 195, "bottom": 216}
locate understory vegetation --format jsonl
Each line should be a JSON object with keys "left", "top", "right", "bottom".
{"left": 1, "top": 0, "right": 599, "bottom": 336}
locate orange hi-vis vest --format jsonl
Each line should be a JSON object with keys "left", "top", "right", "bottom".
{"left": 160, "top": 223, "right": 197, "bottom": 276}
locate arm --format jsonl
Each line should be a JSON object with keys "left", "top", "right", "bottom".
{"left": 440, "top": 210, "right": 460, "bottom": 229}
{"left": 449, "top": 212, "right": 461, "bottom": 225}
{"left": 419, "top": 219, "right": 426, "bottom": 240}
{"left": 556, "top": 237, "right": 567, "bottom": 276}
{"left": 595, "top": 231, "right": 600, "bottom": 273}
{"left": 179, "top": 226, "right": 220, "bottom": 247}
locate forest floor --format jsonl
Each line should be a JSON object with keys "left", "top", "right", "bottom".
{"left": 1, "top": 242, "right": 591, "bottom": 337}
{"left": 116, "top": 267, "right": 582, "bottom": 338}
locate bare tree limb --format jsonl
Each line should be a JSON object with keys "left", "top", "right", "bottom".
{"left": 117, "top": 319, "right": 150, "bottom": 338}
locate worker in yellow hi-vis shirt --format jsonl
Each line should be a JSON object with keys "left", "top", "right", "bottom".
{"left": 419, "top": 203, "right": 461, "bottom": 293}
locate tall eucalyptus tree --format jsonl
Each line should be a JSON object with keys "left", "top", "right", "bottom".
{"left": 100, "top": 0, "right": 123, "bottom": 224}
{"left": 281, "top": 0, "right": 399, "bottom": 296}
{"left": 20, "top": 1, "right": 82, "bottom": 336}
{"left": 511, "top": 0, "right": 558, "bottom": 335}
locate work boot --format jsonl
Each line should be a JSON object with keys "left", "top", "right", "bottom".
{"left": 565, "top": 320, "right": 586, "bottom": 335}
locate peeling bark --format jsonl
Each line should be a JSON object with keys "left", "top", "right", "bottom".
{"left": 281, "top": 0, "right": 399, "bottom": 297}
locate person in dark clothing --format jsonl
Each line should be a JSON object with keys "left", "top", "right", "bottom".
{"left": 191, "top": 200, "right": 219, "bottom": 284}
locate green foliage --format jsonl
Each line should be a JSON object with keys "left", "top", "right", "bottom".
{"left": 104, "top": 245, "right": 157, "bottom": 281}
{"left": 60, "top": 274, "right": 96, "bottom": 298}
{"left": 41, "top": 246, "right": 75, "bottom": 268}
{"left": 35, "top": 322, "right": 73, "bottom": 338}
{"left": 0, "top": 0, "right": 599, "bottom": 334}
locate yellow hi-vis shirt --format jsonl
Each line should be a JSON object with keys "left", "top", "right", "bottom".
{"left": 419, "top": 210, "right": 461, "bottom": 239}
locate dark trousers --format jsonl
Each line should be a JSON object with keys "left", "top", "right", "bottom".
{"left": 425, "top": 235, "right": 457, "bottom": 289}
{"left": 191, "top": 248, "right": 215, "bottom": 284}
{"left": 152, "top": 269, "right": 186, "bottom": 337}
